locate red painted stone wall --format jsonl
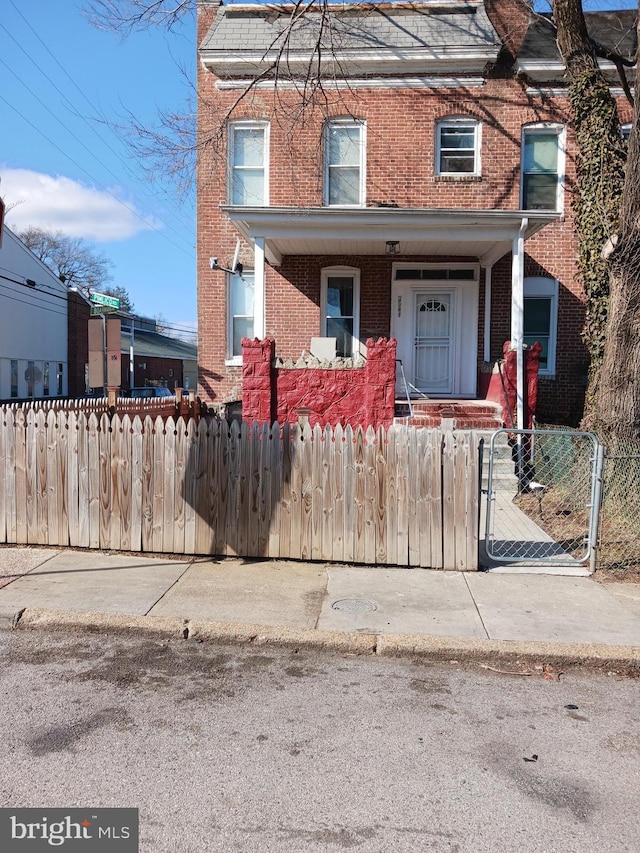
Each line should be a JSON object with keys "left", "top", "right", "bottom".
{"left": 482, "top": 341, "right": 542, "bottom": 429}
{"left": 242, "top": 337, "right": 397, "bottom": 429}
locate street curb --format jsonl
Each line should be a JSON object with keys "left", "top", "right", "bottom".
{"left": 9, "top": 608, "right": 640, "bottom": 674}
{"left": 0, "top": 608, "right": 25, "bottom": 630}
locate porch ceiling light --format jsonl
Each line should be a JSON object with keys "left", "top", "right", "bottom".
{"left": 385, "top": 240, "right": 400, "bottom": 255}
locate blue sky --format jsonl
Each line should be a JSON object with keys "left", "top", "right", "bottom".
{"left": 0, "top": 0, "right": 196, "bottom": 334}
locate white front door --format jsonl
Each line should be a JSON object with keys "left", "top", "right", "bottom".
{"left": 414, "top": 292, "right": 453, "bottom": 394}
{"left": 391, "top": 265, "right": 479, "bottom": 398}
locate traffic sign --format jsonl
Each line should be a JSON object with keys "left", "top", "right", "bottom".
{"left": 91, "top": 291, "right": 120, "bottom": 309}
{"left": 91, "top": 305, "right": 117, "bottom": 315}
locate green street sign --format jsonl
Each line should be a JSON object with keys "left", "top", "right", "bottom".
{"left": 91, "top": 305, "right": 117, "bottom": 315}
{"left": 91, "top": 291, "right": 120, "bottom": 309}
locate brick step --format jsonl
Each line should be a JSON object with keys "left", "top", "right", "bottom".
{"left": 395, "top": 415, "right": 505, "bottom": 430}
{"left": 409, "top": 402, "right": 503, "bottom": 417}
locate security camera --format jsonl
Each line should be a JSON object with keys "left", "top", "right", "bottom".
{"left": 210, "top": 257, "right": 219, "bottom": 269}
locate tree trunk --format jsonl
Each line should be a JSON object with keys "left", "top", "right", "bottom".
{"left": 553, "top": 0, "right": 628, "bottom": 433}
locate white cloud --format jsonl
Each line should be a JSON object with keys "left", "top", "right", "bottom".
{"left": 0, "top": 168, "right": 162, "bottom": 242}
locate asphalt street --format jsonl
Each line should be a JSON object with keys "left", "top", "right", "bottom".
{"left": 1, "top": 629, "right": 639, "bottom": 852}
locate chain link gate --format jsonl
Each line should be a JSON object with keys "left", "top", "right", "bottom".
{"left": 484, "top": 429, "right": 603, "bottom": 569}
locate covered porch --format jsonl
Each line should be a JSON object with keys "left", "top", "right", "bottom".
{"left": 222, "top": 205, "right": 558, "bottom": 430}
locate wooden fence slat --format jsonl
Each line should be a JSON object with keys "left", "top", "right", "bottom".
{"left": 5, "top": 411, "right": 17, "bottom": 543}
{"left": 87, "top": 414, "right": 100, "bottom": 549}
{"left": 141, "top": 416, "right": 154, "bottom": 551}
{"left": 56, "top": 411, "right": 69, "bottom": 546}
{"left": 14, "top": 410, "right": 27, "bottom": 544}
{"left": 311, "top": 423, "right": 323, "bottom": 561}
{"left": 67, "top": 412, "right": 80, "bottom": 548}
{"left": 151, "top": 415, "right": 165, "bottom": 553}
{"left": 299, "top": 423, "right": 313, "bottom": 560}
{"left": 247, "top": 422, "right": 261, "bottom": 557}
{"left": 76, "top": 413, "right": 90, "bottom": 548}
{"left": 217, "top": 420, "right": 231, "bottom": 555}
{"left": 162, "top": 416, "right": 177, "bottom": 554}
{"left": 287, "top": 423, "right": 301, "bottom": 559}
{"left": 172, "top": 418, "right": 188, "bottom": 554}
{"left": 257, "top": 422, "right": 271, "bottom": 558}
{"left": 267, "top": 422, "right": 282, "bottom": 558}
{"left": 407, "top": 427, "right": 420, "bottom": 567}
{"left": 364, "top": 425, "right": 377, "bottom": 565}
{"left": 320, "top": 424, "right": 334, "bottom": 561}
{"left": 453, "top": 432, "right": 469, "bottom": 570}
{"left": 225, "top": 420, "right": 241, "bottom": 556}
{"left": 395, "top": 426, "right": 410, "bottom": 567}
{"left": 379, "top": 425, "right": 392, "bottom": 566}
{"left": 0, "top": 407, "right": 5, "bottom": 543}
{"left": 45, "top": 410, "right": 61, "bottom": 546}
{"left": 353, "top": 426, "right": 366, "bottom": 563}
{"left": 181, "top": 418, "right": 196, "bottom": 555}
{"left": 342, "top": 425, "right": 355, "bottom": 563}
{"left": 442, "top": 430, "right": 456, "bottom": 570}
{"left": 118, "top": 415, "right": 133, "bottom": 552}
{"left": 194, "top": 419, "right": 212, "bottom": 555}
{"left": 33, "top": 410, "right": 46, "bottom": 545}
{"left": 25, "top": 409, "right": 38, "bottom": 544}
{"left": 108, "top": 415, "right": 122, "bottom": 552}
{"left": 331, "top": 423, "right": 345, "bottom": 563}
{"left": 275, "top": 421, "right": 292, "bottom": 559}
{"left": 98, "top": 413, "right": 112, "bottom": 550}
{"left": 466, "top": 432, "right": 479, "bottom": 571}
{"left": 130, "top": 416, "right": 143, "bottom": 551}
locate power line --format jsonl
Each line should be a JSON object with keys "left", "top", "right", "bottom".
{"left": 4, "top": 0, "right": 196, "bottom": 240}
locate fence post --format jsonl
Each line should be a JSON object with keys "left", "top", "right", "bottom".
{"left": 589, "top": 441, "right": 605, "bottom": 575}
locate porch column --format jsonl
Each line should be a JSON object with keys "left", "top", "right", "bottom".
{"left": 254, "top": 236, "right": 266, "bottom": 340}
{"left": 483, "top": 264, "right": 492, "bottom": 363}
{"left": 510, "top": 219, "right": 528, "bottom": 430}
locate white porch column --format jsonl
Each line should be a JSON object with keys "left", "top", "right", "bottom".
{"left": 510, "top": 218, "right": 528, "bottom": 431}
{"left": 483, "top": 264, "right": 492, "bottom": 363}
{"left": 254, "top": 236, "right": 266, "bottom": 339}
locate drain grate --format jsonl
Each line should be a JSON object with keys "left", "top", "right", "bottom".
{"left": 331, "top": 598, "right": 377, "bottom": 614}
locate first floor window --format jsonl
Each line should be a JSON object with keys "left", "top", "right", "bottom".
{"left": 10, "top": 360, "right": 18, "bottom": 397}
{"left": 321, "top": 267, "right": 360, "bottom": 358}
{"left": 56, "top": 363, "right": 64, "bottom": 395}
{"left": 521, "top": 125, "right": 564, "bottom": 211}
{"left": 26, "top": 361, "right": 35, "bottom": 397}
{"left": 436, "top": 118, "right": 480, "bottom": 175}
{"left": 43, "top": 362, "right": 50, "bottom": 396}
{"left": 523, "top": 277, "right": 558, "bottom": 375}
{"left": 229, "top": 271, "right": 255, "bottom": 359}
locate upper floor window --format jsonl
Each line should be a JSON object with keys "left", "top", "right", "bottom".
{"left": 436, "top": 118, "right": 481, "bottom": 175}
{"left": 521, "top": 124, "right": 565, "bottom": 211}
{"left": 321, "top": 267, "right": 360, "bottom": 357}
{"left": 324, "top": 119, "right": 366, "bottom": 206}
{"left": 228, "top": 121, "right": 268, "bottom": 206}
{"left": 621, "top": 123, "right": 632, "bottom": 142}
{"left": 523, "top": 277, "right": 558, "bottom": 376}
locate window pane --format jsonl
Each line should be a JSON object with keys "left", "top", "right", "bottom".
{"left": 233, "top": 317, "right": 254, "bottom": 357}
{"left": 43, "top": 362, "right": 50, "bottom": 396}
{"left": 524, "top": 298, "right": 551, "bottom": 336}
{"left": 232, "top": 170, "right": 264, "bottom": 206}
{"left": 10, "top": 360, "right": 18, "bottom": 397}
{"left": 440, "top": 126, "right": 475, "bottom": 150}
{"left": 327, "top": 317, "right": 353, "bottom": 358}
{"left": 329, "top": 168, "right": 360, "bottom": 205}
{"left": 328, "top": 126, "right": 360, "bottom": 165}
{"left": 231, "top": 274, "right": 255, "bottom": 315}
{"left": 440, "top": 154, "right": 475, "bottom": 173}
{"left": 524, "top": 335, "right": 549, "bottom": 368}
{"left": 523, "top": 173, "right": 558, "bottom": 209}
{"left": 233, "top": 128, "right": 264, "bottom": 167}
{"left": 326, "top": 277, "right": 354, "bottom": 317}
{"left": 524, "top": 134, "right": 558, "bottom": 173}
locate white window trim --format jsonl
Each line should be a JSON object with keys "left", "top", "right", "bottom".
{"left": 227, "top": 120, "right": 270, "bottom": 206}
{"left": 226, "top": 269, "right": 255, "bottom": 365}
{"left": 435, "top": 117, "right": 482, "bottom": 177}
{"left": 523, "top": 276, "right": 558, "bottom": 377}
{"left": 520, "top": 123, "right": 566, "bottom": 213}
{"left": 323, "top": 118, "right": 366, "bottom": 207}
{"left": 320, "top": 266, "right": 361, "bottom": 357}
{"left": 621, "top": 122, "right": 632, "bottom": 141}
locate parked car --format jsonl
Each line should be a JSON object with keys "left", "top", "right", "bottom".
{"left": 128, "top": 387, "right": 174, "bottom": 399}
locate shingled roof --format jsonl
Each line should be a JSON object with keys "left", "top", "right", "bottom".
{"left": 519, "top": 10, "right": 636, "bottom": 65}
{"left": 200, "top": 1, "right": 502, "bottom": 77}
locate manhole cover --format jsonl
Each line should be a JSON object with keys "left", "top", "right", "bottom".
{"left": 331, "top": 598, "right": 377, "bottom": 614}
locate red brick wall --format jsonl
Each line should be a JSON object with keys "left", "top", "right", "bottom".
{"left": 242, "top": 337, "right": 397, "bottom": 429}
{"left": 196, "top": 2, "right": 634, "bottom": 424}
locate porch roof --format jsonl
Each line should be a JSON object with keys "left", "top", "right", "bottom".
{"left": 219, "top": 205, "right": 559, "bottom": 267}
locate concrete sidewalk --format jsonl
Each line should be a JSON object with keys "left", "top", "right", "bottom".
{"left": 0, "top": 546, "right": 639, "bottom": 670}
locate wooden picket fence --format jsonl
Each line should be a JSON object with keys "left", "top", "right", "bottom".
{"left": 0, "top": 412, "right": 479, "bottom": 569}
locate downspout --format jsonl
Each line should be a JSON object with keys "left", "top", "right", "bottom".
{"left": 511, "top": 218, "right": 528, "bottom": 431}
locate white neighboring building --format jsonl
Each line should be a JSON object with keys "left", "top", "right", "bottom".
{"left": 0, "top": 225, "right": 68, "bottom": 400}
